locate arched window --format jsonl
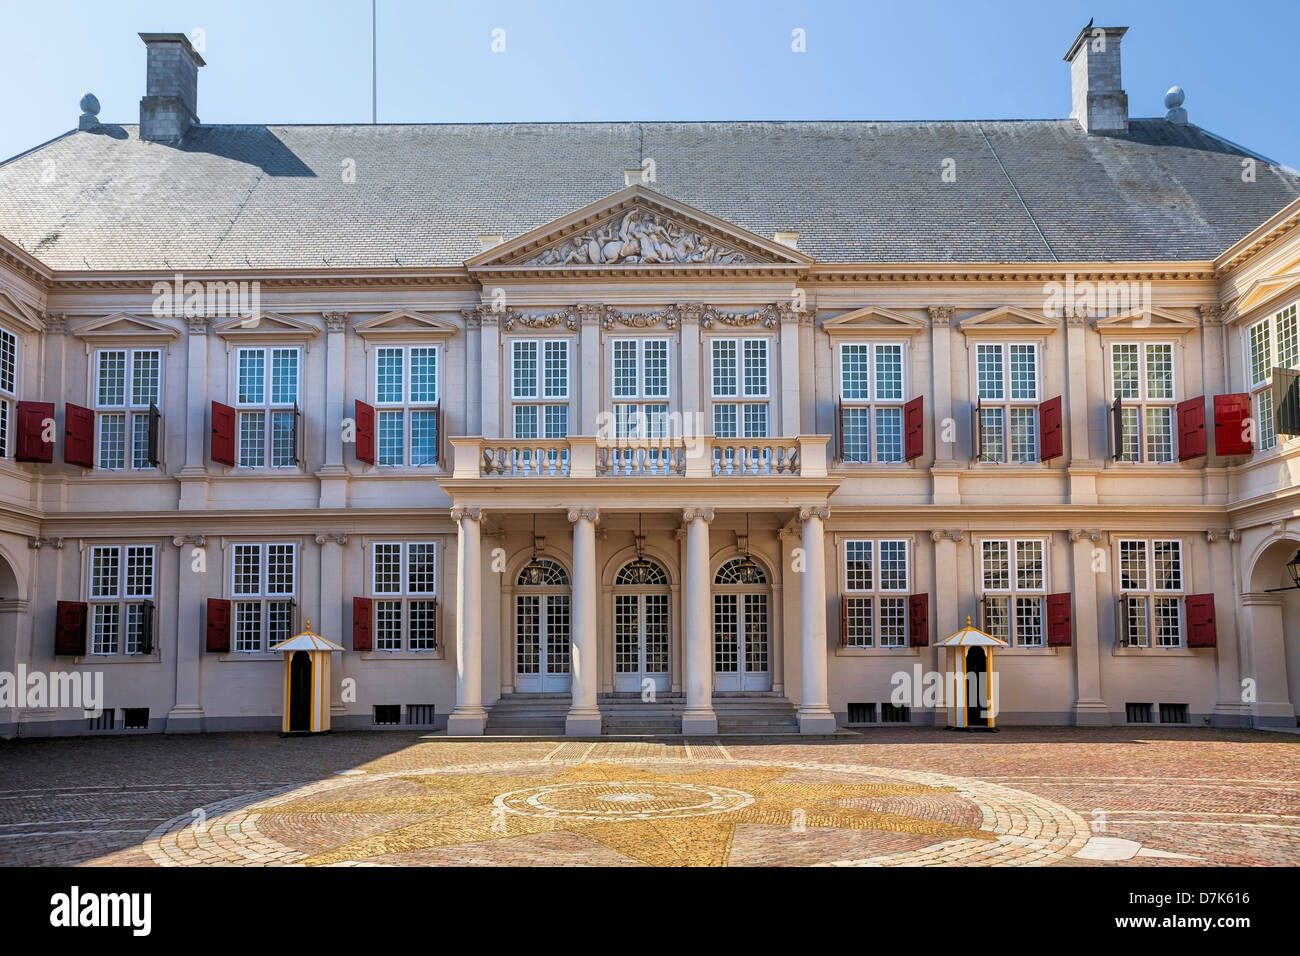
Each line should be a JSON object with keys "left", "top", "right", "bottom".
{"left": 615, "top": 557, "right": 669, "bottom": 586}
{"left": 714, "top": 556, "right": 767, "bottom": 586}
{"left": 517, "top": 558, "right": 569, "bottom": 587}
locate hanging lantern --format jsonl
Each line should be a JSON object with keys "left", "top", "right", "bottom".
{"left": 729, "top": 555, "right": 766, "bottom": 585}
{"left": 1288, "top": 550, "right": 1300, "bottom": 589}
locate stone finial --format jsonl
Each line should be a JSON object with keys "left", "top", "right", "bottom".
{"left": 1164, "top": 86, "right": 1187, "bottom": 125}
{"left": 79, "top": 93, "right": 101, "bottom": 131}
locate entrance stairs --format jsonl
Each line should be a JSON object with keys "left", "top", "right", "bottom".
{"left": 482, "top": 691, "right": 799, "bottom": 735}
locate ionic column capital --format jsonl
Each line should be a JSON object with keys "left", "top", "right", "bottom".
{"left": 682, "top": 507, "right": 715, "bottom": 524}
{"left": 451, "top": 506, "right": 483, "bottom": 522}
{"left": 798, "top": 506, "right": 830, "bottom": 522}
{"left": 567, "top": 507, "right": 600, "bottom": 524}
{"left": 1067, "top": 528, "right": 1103, "bottom": 543}
{"left": 314, "top": 533, "right": 348, "bottom": 545}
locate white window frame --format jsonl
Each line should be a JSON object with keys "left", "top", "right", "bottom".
{"left": 842, "top": 538, "right": 910, "bottom": 648}
{"left": 1109, "top": 341, "right": 1177, "bottom": 463}
{"left": 0, "top": 326, "right": 16, "bottom": 458}
{"left": 978, "top": 538, "right": 1047, "bottom": 647}
{"left": 234, "top": 346, "right": 300, "bottom": 469}
{"left": 230, "top": 542, "right": 297, "bottom": 652}
{"left": 93, "top": 348, "right": 161, "bottom": 471}
{"left": 370, "top": 541, "right": 439, "bottom": 652}
{"left": 1117, "top": 538, "right": 1185, "bottom": 648}
{"left": 510, "top": 339, "right": 570, "bottom": 440}
{"left": 610, "top": 337, "right": 671, "bottom": 440}
{"left": 373, "top": 344, "right": 441, "bottom": 467}
{"left": 837, "top": 341, "right": 906, "bottom": 463}
{"left": 1246, "top": 303, "right": 1299, "bottom": 452}
{"left": 974, "top": 342, "right": 1040, "bottom": 464}
{"left": 710, "top": 337, "right": 771, "bottom": 439}
{"left": 87, "top": 544, "right": 155, "bottom": 656}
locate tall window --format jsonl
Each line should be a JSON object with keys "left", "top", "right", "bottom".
{"left": 711, "top": 338, "right": 769, "bottom": 438}
{"left": 88, "top": 545, "right": 154, "bottom": 655}
{"left": 1247, "top": 304, "right": 1299, "bottom": 451}
{"left": 975, "top": 343, "right": 1039, "bottom": 463}
{"left": 980, "top": 539, "right": 1046, "bottom": 646}
{"left": 376, "top": 345, "right": 439, "bottom": 466}
{"left": 95, "top": 349, "right": 160, "bottom": 470}
{"left": 0, "top": 327, "right": 15, "bottom": 457}
{"left": 372, "top": 542, "right": 438, "bottom": 651}
{"left": 231, "top": 543, "right": 295, "bottom": 651}
{"left": 511, "top": 340, "right": 568, "bottom": 440}
{"left": 1110, "top": 342, "right": 1175, "bottom": 462}
{"left": 236, "top": 347, "right": 299, "bottom": 468}
{"left": 611, "top": 338, "right": 670, "bottom": 440}
{"left": 842, "top": 539, "right": 909, "bottom": 647}
{"left": 1118, "top": 539, "right": 1184, "bottom": 647}
{"left": 839, "top": 342, "right": 905, "bottom": 462}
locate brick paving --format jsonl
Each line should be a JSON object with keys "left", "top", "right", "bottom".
{"left": 0, "top": 728, "right": 1296, "bottom": 866}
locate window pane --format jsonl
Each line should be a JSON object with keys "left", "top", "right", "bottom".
{"left": 1249, "top": 320, "right": 1271, "bottom": 388}
{"left": 840, "top": 344, "right": 870, "bottom": 400}
{"left": 410, "top": 410, "right": 437, "bottom": 465}
{"left": 1010, "top": 407, "right": 1037, "bottom": 463}
{"left": 984, "top": 597, "right": 1009, "bottom": 641}
{"left": 234, "top": 603, "right": 262, "bottom": 651}
{"left": 1144, "top": 344, "right": 1173, "bottom": 400}
{"left": 125, "top": 546, "right": 153, "bottom": 598}
{"left": 132, "top": 350, "right": 161, "bottom": 406}
{"left": 845, "top": 597, "right": 873, "bottom": 647}
{"left": 410, "top": 347, "right": 437, "bottom": 403}
{"left": 844, "top": 540, "right": 873, "bottom": 591}
{"left": 514, "top": 405, "right": 539, "bottom": 439}
{"left": 238, "top": 349, "right": 265, "bottom": 405}
{"left": 542, "top": 342, "right": 567, "bottom": 399}
{"left": 98, "top": 413, "right": 126, "bottom": 469}
{"left": 644, "top": 404, "right": 669, "bottom": 438}
{"left": 979, "top": 407, "right": 1004, "bottom": 463}
{"left": 878, "top": 540, "right": 907, "bottom": 591}
{"left": 977, "top": 344, "right": 1004, "bottom": 400}
{"left": 1126, "top": 596, "right": 1149, "bottom": 647}
{"left": 1016, "top": 540, "right": 1044, "bottom": 590}
{"left": 613, "top": 403, "right": 637, "bottom": 438}
{"left": 1145, "top": 407, "right": 1174, "bottom": 462}
{"left": 232, "top": 544, "right": 261, "bottom": 595}
{"left": 270, "top": 349, "right": 298, "bottom": 405}
{"left": 1016, "top": 597, "right": 1043, "bottom": 646}
{"left": 125, "top": 604, "right": 146, "bottom": 655}
{"left": 713, "top": 403, "right": 737, "bottom": 438}
{"left": 1154, "top": 598, "right": 1181, "bottom": 647}
{"left": 266, "top": 544, "right": 295, "bottom": 595}
{"left": 91, "top": 546, "right": 120, "bottom": 598}
{"left": 374, "top": 543, "right": 401, "bottom": 594}
{"left": 643, "top": 340, "right": 668, "bottom": 397}
{"left": 238, "top": 411, "right": 265, "bottom": 467}
{"left": 842, "top": 406, "right": 870, "bottom": 462}
{"left": 875, "top": 407, "right": 903, "bottom": 462}
{"left": 1009, "top": 345, "right": 1037, "bottom": 401}
{"left": 711, "top": 339, "right": 737, "bottom": 397}
{"left": 512, "top": 341, "right": 538, "bottom": 399}
{"left": 1257, "top": 388, "right": 1276, "bottom": 451}
{"left": 268, "top": 601, "right": 293, "bottom": 647}
{"left": 1278, "top": 304, "right": 1299, "bottom": 371}
{"left": 982, "top": 540, "right": 1010, "bottom": 590}
{"left": 269, "top": 410, "right": 295, "bottom": 466}
{"left": 131, "top": 412, "right": 152, "bottom": 469}
{"left": 97, "top": 351, "right": 127, "bottom": 406}
{"left": 1119, "top": 541, "right": 1147, "bottom": 590}
{"left": 879, "top": 598, "right": 906, "bottom": 647}
{"left": 377, "top": 410, "right": 403, "bottom": 465}
{"left": 1152, "top": 540, "right": 1182, "bottom": 591}
{"left": 543, "top": 405, "right": 568, "bottom": 439}
{"left": 742, "top": 403, "right": 768, "bottom": 438}
{"left": 92, "top": 604, "right": 119, "bottom": 655}
{"left": 613, "top": 341, "right": 638, "bottom": 397}
{"left": 1111, "top": 343, "right": 1139, "bottom": 399}
{"left": 409, "top": 601, "right": 437, "bottom": 650}
{"left": 377, "top": 347, "right": 404, "bottom": 403}
{"left": 408, "top": 543, "right": 436, "bottom": 594}
{"left": 874, "top": 344, "right": 903, "bottom": 401}
{"left": 0, "top": 328, "right": 15, "bottom": 394}
{"left": 743, "top": 340, "right": 768, "bottom": 397}
{"left": 1118, "top": 406, "right": 1140, "bottom": 463}
{"left": 376, "top": 600, "right": 402, "bottom": 650}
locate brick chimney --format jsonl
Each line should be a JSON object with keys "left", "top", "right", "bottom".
{"left": 138, "top": 32, "right": 205, "bottom": 143}
{"left": 1064, "top": 24, "right": 1128, "bottom": 134}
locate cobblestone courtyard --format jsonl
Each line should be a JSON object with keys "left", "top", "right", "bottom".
{"left": 1, "top": 728, "right": 1297, "bottom": 866}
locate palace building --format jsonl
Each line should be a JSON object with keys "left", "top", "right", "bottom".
{"left": 1, "top": 24, "right": 1299, "bottom": 737}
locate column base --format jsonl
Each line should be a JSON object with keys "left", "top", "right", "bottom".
{"left": 164, "top": 706, "right": 205, "bottom": 734}
{"left": 681, "top": 711, "right": 718, "bottom": 735}
{"left": 1073, "top": 699, "right": 1111, "bottom": 726}
{"left": 446, "top": 708, "right": 487, "bottom": 736}
{"left": 565, "top": 709, "right": 602, "bottom": 736}
{"left": 797, "top": 710, "right": 838, "bottom": 735}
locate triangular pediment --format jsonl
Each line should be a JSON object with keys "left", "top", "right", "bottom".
{"left": 1234, "top": 269, "right": 1300, "bottom": 319}
{"left": 71, "top": 312, "right": 181, "bottom": 342}
{"left": 354, "top": 309, "right": 459, "bottom": 340}
{"left": 821, "top": 306, "right": 927, "bottom": 335}
{"left": 213, "top": 311, "right": 320, "bottom": 340}
{"left": 465, "top": 186, "right": 814, "bottom": 275}
{"left": 959, "top": 306, "right": 1061, "bottom": 335}
{"left": 0, "top": 284, "right": 43, "bottom": 332}
{"left": 1092, "top": 306, "right": 1199, "bottom": 335}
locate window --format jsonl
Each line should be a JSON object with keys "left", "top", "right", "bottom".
{"left": 88, "top": 544, "right": 154, "bottom": 655}
{"left": 975, "top": 343, "right": 1039, "bottom": 463}
{"left": 235, "top": 347, "right": 299, "bottom": 468}
{"left": 980, "top": 539, "right": 1046, "bottom": 646}
{"left": 1247, "top": 304, "right": 1299, "bottom": 451}
{"left": 1118, "top": 539, "right": 1184, "bottom": 647}
{"left": 0, "top": 327, "right": 15, "bottom": 457}
{"left": 611, "top": 338, "right": 670, "bottom": 441}
{"left": 711, "top": 338, "right": 770, "bottom": 439}
{"left": 511, "top": 339, "right": 568, "bottom": 441}
{"left": 371, "top": 542, "right": 438, "bottom": 651}
{"left": 842, "top": 539, "right": 909, "bottom": 647}
{"left": 1110, "top": 342, "right": 1175, "bottom": 462}
{"left": 94, "top": 349, "right": 160, "bottom": 469}
{"left": 375, "top": 345, "right": 440, "bottom": 466}
{"left": 839, "top": 342, "right": 905, "bottom": 462}
{"left": 231, "top": 543, "right": 296, "bottom": 651}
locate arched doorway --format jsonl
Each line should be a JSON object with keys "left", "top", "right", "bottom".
{"left": 613, "top": 557, "right": 671, "bottom": 693}
{"left": 514, "top": 558, "right": 571, "bottom": 693}
{"left": 713, "top": 556, "right": 771, "bottom": 692}
{"left": 288, "top": 650, "right": 312, "bottom": 732}
{"left": 1247, "top": 537, "right": 1300, "bottom": 724}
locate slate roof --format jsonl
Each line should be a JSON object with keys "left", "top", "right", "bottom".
{"left": 1, "top": 119, "right": 1297, "bottom": 271}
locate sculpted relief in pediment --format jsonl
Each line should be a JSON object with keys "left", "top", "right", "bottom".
{"left": 522, "top": 208, "right": 749, "bottom": 266}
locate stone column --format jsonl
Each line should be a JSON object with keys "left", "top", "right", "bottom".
{"left": 1070, "top": 529, "right": 1109, "bottom": 725}
{"left": 797, "top": 506, "right": 837, "bottom": 733}
{"left": 579, "top": 304, "right": 602, "bottom": 435}
{"left": 1240, "top": 592, "right": 1296, "bottom": 728}
{"left": 928, "top": 307, "right": 955, "bottom": 462}
{"left": 447, "top": 507, "right": 487, "bottom": 735}
{"left": 179, "top": 316, "right": 210, "bottom": 510}
{"left": 780, "top": 303, "right": 801, "bottom": 438}
{"left": 1205, "top": 530, "right": 1248, "bottom": 725}
{"left": 479, "top": 311, "right": 501, "bottom": 440}
{"left": 678, "top": 305, "right": 701, "bottom": 431}
{"left": 465, "top": 309, "right": 483, "bottom": 435}
{"left": 1065, "top": 315, "right": 1098, "bottom": 505}
{"left": 682, "top": 507, "right": 718, "bottom": 734}
{"left": 319, "top": 312, "right": 348, "bottom": 508}
{"left": 166, "top": 534, "right": 206, "bottom": 732}
{"left": 566, "top": 508, "right": 602, "bottom": 735}
{"left": 316, "top": 533, "right": 347, "bottom": 719}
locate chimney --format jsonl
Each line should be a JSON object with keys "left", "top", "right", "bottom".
{"left": 1064, "top": 24, "right": 1128, "bottom": 134}
{"left": 138, "top": 32, "right": 205, "bottom": 143}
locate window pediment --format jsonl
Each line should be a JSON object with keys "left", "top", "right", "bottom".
{"left": 958, "top": 306, "right": 1060, "bottom": 336}
{"left": 0, "top": 285, "right": 43, "bottom": 333}
{"left": 213, "top": 312, "right": 320, "bottom": 341}
{"left": 1092, "top": 307, "right": 1198, "bottom": 335}
{"left": 71, "top": 312, "right": 180, "bottom": 345}
{"left": 821, "top": 306, "right": 927, "bottom": 336}
{"left": 1231, "top": 270, "right": 1300, "bottom": 323}
{"left": 354, "top": 309, "right": 459, "bottom": 340}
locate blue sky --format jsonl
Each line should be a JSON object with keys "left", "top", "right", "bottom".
{"left": 2, "top": 0, "right": 1298, "bottom": 167}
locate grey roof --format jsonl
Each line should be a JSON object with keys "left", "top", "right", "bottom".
{"left": 1, "top": 119, "right": 1297, "bottom": 271}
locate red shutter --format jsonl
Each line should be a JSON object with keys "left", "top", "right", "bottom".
{"left": 205, "top": 598, "right": 232, "bottom": 653}
{"left": 1186, "top": 594, "right": 1217, "bottom": 647}
{"left": 903, "top": 396, "right": 924, "bottom": 462}
{"left": 353, "top": 596, "right": 373, "bottom": 651}
{"left": 1039, "top": 395, "right": 1064, "bottom": 462}
{"left": 55, "top": 601, "right": 87, "bottom": 655}
{"left": 1176, "top": 396, "right": 1207, "bottom": 461}
{"left": 64, "top": 403, "right": 95, "bottom": 468}
{"left": 836, "top": 398, "right": 845, "bottom": 461}
{"left": 355, "top": 400, "right": 375, "bottom": 465}
{"left": 210, "top": 401, "right": 236, "bottom": 466}
{"left": 1046, "top": 592, "right": 1072, "bottom": 646}
{"left": 840, "top": 594, "right": 848, "bottom": 646}
{"left": 908, "top": 593, "right": 929, "bottom": 647}
{"left": 15, "top": 401, "right": 55, "bottom": 462}
{"left": 1213, "top": 393, "right": 1252, "bottom": 456}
